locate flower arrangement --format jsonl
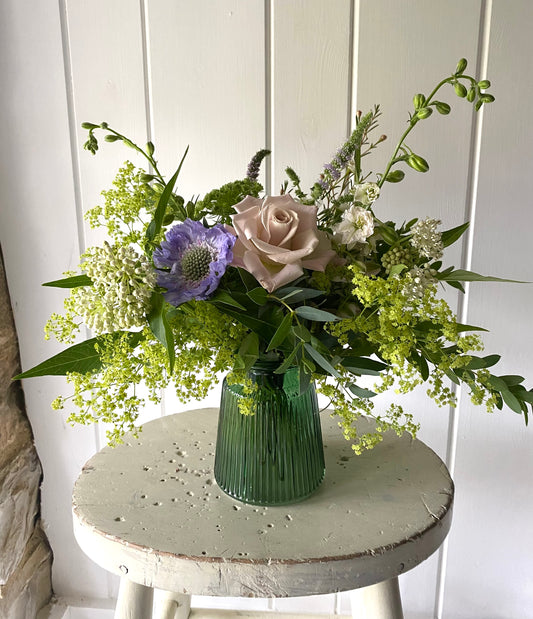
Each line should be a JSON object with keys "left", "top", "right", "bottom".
{"left": 17, "top": 59, "right": 532, "bottom": 451}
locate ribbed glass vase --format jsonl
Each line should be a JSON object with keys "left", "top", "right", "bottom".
{"left": 214, "top": 361, "right": 325, "bottom": 506}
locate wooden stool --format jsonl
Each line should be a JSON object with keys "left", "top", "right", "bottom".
{"left": 72, "top": 409, "right": 453, "bottom": 618}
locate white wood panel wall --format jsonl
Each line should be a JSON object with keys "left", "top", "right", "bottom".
{"left": 1, "top": 1, "right": 532, "bottom": 617}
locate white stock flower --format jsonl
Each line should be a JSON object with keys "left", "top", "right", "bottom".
{"left": 334, "top": 205, "right": 374, "bottom": 250}
{"left": 353, "top": 182, "right": 380, "bottom": 206}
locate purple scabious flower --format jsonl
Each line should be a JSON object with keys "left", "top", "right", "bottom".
{"left": 153, "top": 219, "right": 235, "bottom": 306}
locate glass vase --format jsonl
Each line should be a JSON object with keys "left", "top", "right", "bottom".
{"left": 214, "top": 361, "right": 325, "bottom": 505}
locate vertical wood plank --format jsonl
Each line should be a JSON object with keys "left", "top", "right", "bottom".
{"left": 65, "top": 0, "right": 158, "bottom": 433}
{"left": 444, "top": 1, "right": 533, "bottom": 616}
{"left": 354, "top": 2, "right": 483, "bottom": 617}
{"left": 0, "top": 0, "right": 109, "bottom": 600}
{"left": 271, "top": 0, "right": 353, "bottom": 194}
{"left": 147, "top": 0, "right": 267, "bottom": 428}
{"left": 271, "top": 1, "right": 352, "bottom": 614}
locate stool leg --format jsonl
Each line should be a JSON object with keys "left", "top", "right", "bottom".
{"left": 349, "top": 577, "right": 404, "bottom": 619}
{"left": 114, "top": 578, "right": 154, "bottom": 619}
{"left": 153, "top": 589, "right": 191, "bottom": 619}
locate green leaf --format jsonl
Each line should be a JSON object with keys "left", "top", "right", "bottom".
{"left": 294, "top": 306, "right": 339, "bottom": 322}
{"left": 218, "top": 307, "right": 276, "bottom": 342}
{"left": 509, "top": 386, "right": 533, "bottom": 405}
{"left": 410, "top": 350, "right": 429, "bottom": 381}
{"left": 146, "top": 146, "right": 189, "bottom": 243}
{"left": 237, "top": 268, "right": 260, "bottom": 291}
{"left": 455, "top": 323, "right": 489, "bottom": 333}
{"left": 348, "top": 383, "right": 377, "bottom": 398}
{"left": 439, "top": 269, "right": 527, "bottom": 284}
{"left": 465, "top": 354, "right": 501, "bottom": 370}
{"left": 14, "top": 331, "right": 143, "bottom": 379}
{"left": 500, "top": 375, "right": 525, "bottom": 386}
{"left": 446, "top": 280, "right": 466, "bottom": 293}
{"left": 303, "top": 343, "right": 341, "bottom": 379}
{"left": 341, "top": 357, "right": 388, "bottom": 376}
{"left": 42, "top": 274, "right": 93, "bottom": 288}
{"left": 210, "top": 290, "right": 246, "bottom": 310}
{"left": 267, "top": 313, "right": 293, "bottom": 351}
{"left": 388, "top": 264, "right": 407, "bottom": 277}
{"left": 441, "top": 222, "right": 470, "bottom": 247}
{"left": 274, "top": 343, "right": 302, "bottom": 374}
{"left": 238, "top": 332, "right": 259, "bottom": 372}
{"left": 277, "top": 287, "right": 325, "bottom": 303}
{"left": 501, "top": 389, "right": 523, "bottom": 414}
{"left": 147, "top": 293, "right": 175, "bottom": 374}
{"left": 487, "top": 375, "right": 508, "bottom": 392}
{"left": 292, "top": 324, "right": 312, "bottom": 342}
{"left": 298, "top": 366, "right": 312, "bottom": 396}
{"left": 247, "top": 287, "right": 269, "bottom": 305}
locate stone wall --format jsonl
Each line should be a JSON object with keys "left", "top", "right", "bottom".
{"left": 0, "top": 248, "right": 52, "bottom": 618}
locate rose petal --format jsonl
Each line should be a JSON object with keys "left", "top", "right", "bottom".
{"left": 301, "top": 231, "right": 337, "bottom": 271}
{"left": 233, "top": 195, "right": 262, "bottom": 214}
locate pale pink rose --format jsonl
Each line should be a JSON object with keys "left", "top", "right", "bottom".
{"left": 229, "top": 195, "right": 336, "bottom": 292}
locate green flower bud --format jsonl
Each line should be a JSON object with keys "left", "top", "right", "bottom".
{"left": 146, "top": 141, "right": 155, "bottom": 156}
{"left": 81, "top": 122, "right": 99, "bottom": 130}
{"left": 467, "top": 87, "right": 476, "bottom": 102}
{"left": 385, "top": 170, "right": 405, "bottom": 183}
{"left": 477, "top": 79, "right": 491, "bottom": 90}
{"left": 100, "top": 122, "right": 109, "bottom": 129}
{"left": 454, "top": 83, "right": 467, "bottom": 98}
{"left": 104, "top": 134, "right": 122, "bottom": 142}
{"left": 480, "top": 94, "right": 495, "bottom": 103}
{"left": 455, "top": 58, "right": 468, "bottom": 75}
{"left": 407, "top": 154, "right": 429, "bottom": 172}
{"left": 413, "top": 93, "right": 425, "bottom": 110}
{"left": 417, "top": 107, "right": 433, "bottom": 119}
{"left": 435, "top": 101, "right": 451, "bottom": 115}
{"left": 140, "top": 173, "right": 155, "bottom": 182}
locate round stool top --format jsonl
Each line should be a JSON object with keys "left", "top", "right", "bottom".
{"left": 72, "top": 409, "right": 453, "bottom": 597}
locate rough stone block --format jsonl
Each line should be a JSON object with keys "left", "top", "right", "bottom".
{"left": 0, "top": 446, "right": 41, "bottom": 584}
{"left": 0, "top": 524, "right": 52, "bottom": 619}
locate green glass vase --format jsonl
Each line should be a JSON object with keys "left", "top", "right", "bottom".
{"left": 214, "top": 361, "right": 325, "bottom": 506}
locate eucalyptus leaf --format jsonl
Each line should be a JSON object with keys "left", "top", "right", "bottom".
{"left": 501, "top": 389, "right": 523, "bottom": 414}
{"left": 247, "top": 287, "right": 269, "bottom": 305}
{"left": 238, "top": 332, "right": 259, "bottom": 372}
{"left": 277, "top": 287, "right": 325, "bottom": 303}
{"left": 295, "top": 306, "right": 339, "bottom": 322}
{"left": 439, "top": 269, "right": 526, "bottom": 284}
{"left": 267, "top": 313, "right": 293, "bottom": 351}
{"left": 303, "top": 343, "right": 341, "bottom": 379}
{"left": 341, "top": 357, "right": 388, "bottom": 376}
{"left": 274, "top": 344, "right": 302, "bottom": 374}
{"left": 348, "top": 383, "right": 377, "bottom": 398}
{"left": 210, "top": 291, "right": 246, "bottom": 310}
{"left": 465, "top": 354, "right": 501, "bottom": 370}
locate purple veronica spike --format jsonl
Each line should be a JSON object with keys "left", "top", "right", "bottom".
{"left": 153, "top": 219, "right": 236, "bottom": 306}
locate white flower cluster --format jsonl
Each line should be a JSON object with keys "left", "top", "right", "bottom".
{"left": 411, "top": 218, "right": 443, "bottom": 261}
{"left": 75, "top": 242, "right": 157, "bottom": 334}
{"left": 404, "top": 266, "right": 438, "bottom": 300}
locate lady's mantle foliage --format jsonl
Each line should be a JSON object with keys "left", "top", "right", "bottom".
{"left": 17, "top": 59, "right": 533, "bottom": 450}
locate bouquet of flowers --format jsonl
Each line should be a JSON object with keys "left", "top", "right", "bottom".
{"left": 17, "top": 59, "right": 532, "bottom": 451}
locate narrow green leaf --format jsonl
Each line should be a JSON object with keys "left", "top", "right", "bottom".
{"left": 303, "top": 343, "right": 341, "bottom": 379}
{"left": 267, "top": 313, "right": 293, "bottom": 351}
{"left": 43, "top": 274, "right": 93, "bottom": 288}
{"left": 455, "top": 323, "right": 489, "bottom": 333}
{"left": 509, "top": 386, "right": 533, "bottom": 405}
{"left": 341, "top": 357, "right": 388, "bottom": 376}
{"left": 146, "top": 146, "right": 189, "bottom": 242}
{"left": 441, "top": 222, "right": 470, "bottom": 247}
{"left": 465, "top": 354, "right": 501, "bottom": 370}
{"left": 247, "top": 287, "right": 269, "bottom": 305}
{"left": 446, "top": 280, "right": 466, "bottom": 293}
{"left": 294, "top": 306, "right": 339, "bottom": 322}
{"left": 501, "top": 389, "right": 523, "bottom": 414}
{"left": 14, "top": 331, "right": 143, "bottom": 379}
{"left": 237, "top": 268, "right": 260, "bottom": 291}
{"left": 238, "top": 332, "right": 259, "bottom": 372}
{"left": 218, "top": 307, "right": 276, "bottom": 342}
{"left": 292, "top": 324, "right": 312, "bottom": 342}
{"left": 439, "top": 269, "right": 526, "bottom": 284}
{"left": 298, "top": 366, "right": 312, "bottom": 396}
{"left": 147, "top": 293, "right": 175, "bottom": 373}
{"left": 210, "top": 291, "right": 246, "bottom": 310}
{"left": 277, "top": 287, "right": 325, "bottom": 303}
{"left": 500, "top": 375, "right": 525, "bottom": 386}
{"left": 348, "top": 383, "right": 377, "bottom": 398}
{"left": 274, "top": 344, "right": 302, "bottom": 374}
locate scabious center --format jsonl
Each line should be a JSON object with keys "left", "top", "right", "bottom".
{"left": 181, "top": 245, "right": 213, "bottom": 283}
